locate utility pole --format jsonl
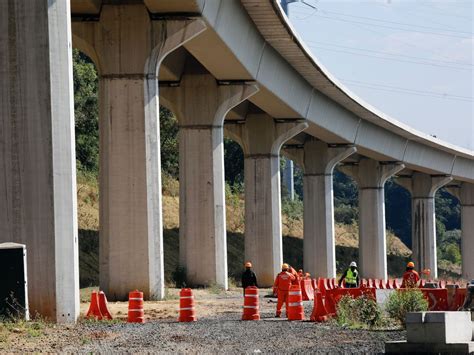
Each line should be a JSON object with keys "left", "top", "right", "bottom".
{"left": 280, "top": 0, "right": 315, "bottom": 201}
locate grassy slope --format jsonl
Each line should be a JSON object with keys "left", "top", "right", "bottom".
{"left": 77, "top": 174, "right": 458, "bottom": 288}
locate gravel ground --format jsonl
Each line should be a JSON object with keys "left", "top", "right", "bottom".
{"left": 1, "top": 291, "right": 406, "bottom": 354}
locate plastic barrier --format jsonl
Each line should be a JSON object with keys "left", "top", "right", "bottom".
{"left": 98, "top": 291, "right": 113, "bottom": 320}
{"left": 301, "top": 279, "right": 314, "bottom": 301}
{"left": 330, "top": 278, "right": 336, "bottom": 289}
{"left": 310, "top": 291, "right": 328, "bottom": 322}
{"left": 318, "top": 278, "right": 328, "bottom": 297}
{"left": 421, "top": 288, "right": 449, "bottom": 311}
{"left": 178, "top": 288, "right": 196, "bottom": 322}
{"left": 449, "top": 288, "right": 467, "bottom": 311}
{"left": 287, "top": 284, "right": 305, "bottom": 321}
{"left": 128, "top": 290, "right": 145, "bottom": 323}
{"left": 439, "top": 280, "right": 446, "bottom": 289}
{"left": 86, "top": 290, "right": 103, "bottom": 320}
{"left": 392, "top": 279, "right": 400, "bottom": 289}
{"left": 379, "top": 279, "right": 386, "bottom": 289}
{"left": 386, "top": 279, "right": 392, "bottom": 289}
{"left": 242, "top": 286, "right": 260, "bottom": 321}
{"left": 312, "top": 279, "right": 318, "bottom": 291}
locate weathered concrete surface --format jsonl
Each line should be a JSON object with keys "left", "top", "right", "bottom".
{"left": 285, "top": 139, "right": 356, "bottom": 279}
{"left": 72, "top": 4, "right": 206, "bottom": 300}
{"left": 226, "top": 115, "right": 308, "bottom": 286}
{"left": 396, "top": 173, "right": 452, "bottom": 279}
{"left": 0, "top": 0, "right": 79, "bottom": 322}
{"left": 162, "top": 65, "right": 258, "bottom": 288}
{"left": 340, "top": 159, "right": 404, "bottom": 279}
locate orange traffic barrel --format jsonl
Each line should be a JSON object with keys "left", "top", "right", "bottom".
{"left": 287, "top": 284, "right": 304, "bottom": 321}
{"left": 179, "top": 288, "right": 197, "bottom": 322}
{"left": 242, "top": 286, "right": 260, "bottom": 321}
{"left": 86, "top": 290, "right": 103, "bottom": 320}
{"left": 310, "top": 290, "right": 328, "bottom": 322}
{"left": 128, "top": 290, "right": 145, "bottom": 323}
{"left": 98, "top": 291, "right": 113, "bottom": 320}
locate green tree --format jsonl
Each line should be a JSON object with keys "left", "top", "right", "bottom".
{"left": 73, "top": 49, "right": 99, "bottom": 173}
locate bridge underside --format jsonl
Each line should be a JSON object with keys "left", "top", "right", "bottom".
{"left": 0, "top": 0, "right": 472, "bottom": 322}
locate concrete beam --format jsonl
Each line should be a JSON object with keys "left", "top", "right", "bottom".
{"left": 72, "top": 4, "right": 206, "bottom": 300}
{"left": 0, "top": 0, "right": 79, "bottom": 322}
{"left": 226, "top": 115, "right": 308, "bottom": 286}
{"left": 395, "top": 173, "right": 452, "bottom": 279}
{"left": 162, "top": 66, "right": 258, "bottom": 289}
{"left": 340, "top": 159, "right": 405, "bottom": 279}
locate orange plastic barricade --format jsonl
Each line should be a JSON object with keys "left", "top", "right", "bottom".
{"left": 98, "top": 291, "right": 113, "bottom": 320}
{"left": 312, "top": 279, "right": 318, "bottom": 291}
{"left": 324, "top": 291, "right": 337, "bottom": 316}
{"left": 242, "top": 286, "right": 260, "bottom": 321}
{"left": 379, "top": 279, "right": 386, "bottom": 289}
{"left": 128, "top": 290, "right": 145, "bottom": 323}
{"left": 330, "top": 278, "right": 336, "bottom": 289}
{"left": 287, "top": 284, "right": 305, "bottom": 321}
{"left": 310, "top": 291, "right": 328, "bottom": 322}
{"left": 301, "top": 279, "right": 314, "bottom": 301}
{"left": 449, "top": 288, "right": 467, "bottom": 311}
{"left": 421, "top": 288, "right": 449, "bottom": 311}
{"left": 392, "top": 279, "right": 400, "bottom": 289}
{"left": 86, "top": 290, "right": 103, "bottom": 320}
{"left": 318, "top": 278, "right": 328, "bottom": 297}
{"left": 178, "top": 288, "right": 197, "bottom": 322}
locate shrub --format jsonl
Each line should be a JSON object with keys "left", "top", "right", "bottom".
{"left": 385, "top": 289, "right": 429, "bottom": 325}
{"left": 336, "top": 294, "right": 383, "bottom": 329}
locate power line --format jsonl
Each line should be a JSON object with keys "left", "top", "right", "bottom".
{"left": 291, "top": 10, "right": 473, "bottom": 39}
{"left": 305, "top": 39, "right": 473, "bottom": 67}
{"left": 307, "top": 44, "right": 472, "bottom": 71}
{"left": 340, "top": 78, "right": 474, "bottom": 102}
{"left": 310, "top": 9, "right": 473, "bottom": 35}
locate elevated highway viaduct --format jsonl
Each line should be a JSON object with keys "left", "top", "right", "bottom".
{"left": 1, "top": 0, "right": 473, "bottom": 322}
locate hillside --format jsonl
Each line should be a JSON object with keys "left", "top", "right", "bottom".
{"left": 76, "top": 173, "right": 460, "bottom": 289}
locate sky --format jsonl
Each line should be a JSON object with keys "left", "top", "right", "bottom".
{"left": 284, "top": 0, "right": 473, "bottom": 150}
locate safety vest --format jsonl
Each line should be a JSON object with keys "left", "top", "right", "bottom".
{"left": 346, "top": 269, "right": 358, "bottom": 285}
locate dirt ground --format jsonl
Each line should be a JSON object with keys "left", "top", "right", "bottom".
{"left": 0, "top": 288, "right": 405, "bottom": 354}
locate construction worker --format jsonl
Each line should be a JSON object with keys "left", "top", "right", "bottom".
{"left": 338, "top": 261, "right": 359, "bottom": 288}
{"left": 297, "top": 269, "right": 304, "bottom": 279}
{"left": 241, "top": 261, "right": 258, "bottom": 295}
{"left": 401, "top": 261, "right": 420, "bottom": 288}
{"left": 273, "top": 263, "right": 296, "bottom": 318}
{"left": 288, "top": 266, "right": 299, "bottom": 285}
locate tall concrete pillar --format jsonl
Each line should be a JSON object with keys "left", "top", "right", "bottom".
{"left": 0, "top": 0, "right": 79, "bottom": 322}
{"left": 72, "top": 5, "right": 206, "bottom": 300}
{"left": 340, "top": 159, "right": 404, "bottom": 280}
{"left": 396, "top": 173, "right": 452, "bottom": 279}
{"left": 446, "top": 182, "right": 474, "bottom": 280}
{"left": 226, "top": 115, "right": 308, "bottom": 286}
{"left": 162, "top": 66, "right": 258, "bottom": 288}
{"left": 289, "top": 140, "right": 356, "bottom": 278}
{"left": 283, "top": 158, "right": 295, "bottom": 200}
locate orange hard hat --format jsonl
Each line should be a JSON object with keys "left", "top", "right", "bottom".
{"left": 407, "top": 262, "right": 415, "bottom": 268}
{"left": 245, "top": 261, "right": 252, "bottom": 268}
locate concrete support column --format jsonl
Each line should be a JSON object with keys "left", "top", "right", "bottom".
{"left": 226, "top": 115, "right": 308, "bottom": 286}
{"left": 446, "top": 182, "right": 474, "bottom": 280}
{"left": 396, "top": 173, "right": 452, "bottom": 279}
{"left": 340, "top": 159, "right": 404, "bottom": 280}
{"left": 0, "top": 0, "right": 79, "bottom": 322}
{"left": 296, "top": 140, "right": 356, "bottom": 278}
{"left": 163, "top": 67, "right": 258, "bottom": 288}
{"left": 73, "top": 5, "right": 206, "bottom": 300}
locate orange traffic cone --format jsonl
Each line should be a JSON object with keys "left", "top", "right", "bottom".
{"left": 242, "top": 286, "right": 260, "bottom": 321}
{"left": 128, "top": 290, "right": 145, "bottom": 323}
{"left": 98, "top": 291, "right": 113, "bottom": 320}
{"left": 287, "top": 284, "right": 304, "bottom": 321}
{"left": 179, "top": 288, "right": 197, "bottom": 322}
{"left": 86, "top": 290, "right": 103, "bottom": 320}
{"left": 310, "top": 291, "right": 328, "bottom": 322}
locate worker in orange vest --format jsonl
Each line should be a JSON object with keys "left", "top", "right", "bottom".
{"left": 273, "top": 263, "right": 296, "bottom": 318}
{"left": 401, "top": 261, "right": 420, "bottom": 288}
{"left": 297, "top": 269, "right": 304, "bottom": 279}
{"left": 288, "top": 266, "right": 299, "bottom": 285}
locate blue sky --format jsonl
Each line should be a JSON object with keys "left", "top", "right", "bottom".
{"left": 284, "top": 0, "right": 473, "bottom": 150}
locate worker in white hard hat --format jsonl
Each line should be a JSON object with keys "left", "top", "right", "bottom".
{"left": 338, "top": 261, "right": 360, "bottom": 288}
